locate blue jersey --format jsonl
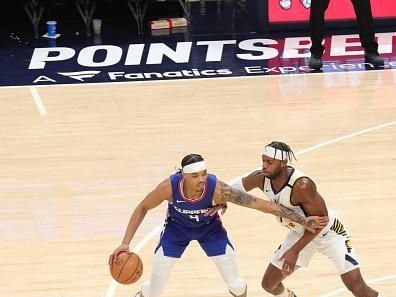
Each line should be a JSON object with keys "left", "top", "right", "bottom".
{"left": 155, "top": 172, "right": 232, "bottom": 258}
{"left": 167, "top": 172, "right": 218, "bottom": 228}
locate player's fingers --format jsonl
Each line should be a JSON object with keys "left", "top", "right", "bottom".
{"left": 289, "top": 263, "right": 295, "bottom": 272}
{"left": 323, "top": 217, "right": 329, "bottom": 225}
{"left": 210, "top": 207, "right": 219, "bottom": 216}
{"left": 113, "top": 250, "right": 123, "bottom": 262}
{"left": 207, "top": 205, "right": 223, "bottom": 216}
{"left": 283, "top": 262, "right": 292, "bottom": 275}
{"left": 319, "top": 216, "right": 328, "bottom": 224}
{"left": 204, "top": 209, "right": 214, "bottom": 217}
{"left": 282, "top": 263, "right": 288, "bottom": 274}
{"left": 204, "top": 207, "right": 217, "bottom": 217}
{"left": 109, "top": 254, "right": 114, "bottom": 265}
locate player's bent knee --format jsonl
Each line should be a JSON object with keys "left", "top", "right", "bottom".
{"left": 261, "top": 277, "right": 277, "bottom": 292}
{"left": 228, "top": 278, "right": 247, "bottom": 296}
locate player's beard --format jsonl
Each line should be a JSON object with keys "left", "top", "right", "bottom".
{"left": 263, "top": 167, "right": 282, "bottom": 179}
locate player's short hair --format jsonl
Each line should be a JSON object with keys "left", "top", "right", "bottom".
{"left": 181, "top": 154, "right": 204, "bottom": 167}
{"left": 177, "top": 154, "right": 205, "bottom": 173}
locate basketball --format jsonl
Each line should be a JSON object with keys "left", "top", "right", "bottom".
{"left": 110, "top": 251, "right": 143, "bottom": 285}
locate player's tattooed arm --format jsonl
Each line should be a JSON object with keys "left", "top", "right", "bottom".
{"left": 219, "top": 183, "right": 258, "bottom": 206}
{"left": 214, "top": 181, "right": 328, "bottom": 232}
{"left": 273, "top": 204, "right": 306, "bottom": 226}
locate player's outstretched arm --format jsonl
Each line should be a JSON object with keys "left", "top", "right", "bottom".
{"left": 214, "top": 180, "right": 328, "bottom": 232}
{"left": 109, "top": 179, "right": 171, "bottom": 264}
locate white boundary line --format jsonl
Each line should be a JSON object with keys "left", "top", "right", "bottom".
{"left": 29, "top": 86, "right": 47, "bottom": 115}
{"left": 318, "top": 274, "right": 396, "bottom": 297}
{"left": 296, "top": 121, "right": 396, "bottom": 156}
{"left": 105, "top": 224, "right": 163, "bottom": 297}
{"left": 105, "top": 120, "right": 396, "bottom": 297}
{"left": 0, "top": 68, "right": 395, "bottom": 90}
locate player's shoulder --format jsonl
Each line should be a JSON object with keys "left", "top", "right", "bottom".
{"left": 241, "top": 169, "right": 265, "bottom": 191}
{"left": 157, "top": 177, "right": 173, "bottom": 192}
{"left": 293, "top": 176, "right": 316, "bottom": 194}
{"left": 247, "top": 169, "right": 263, "bottom": 176}
{"left": 244, "top": 169, "right": 264, "bottom": 183}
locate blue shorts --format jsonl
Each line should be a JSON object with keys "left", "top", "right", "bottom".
{"left": 154, "top": 219, "right": 233, "bottom": 258}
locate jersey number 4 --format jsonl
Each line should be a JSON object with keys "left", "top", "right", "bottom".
{"left": 189, "top": 215, "right": 200, "bottom": 222}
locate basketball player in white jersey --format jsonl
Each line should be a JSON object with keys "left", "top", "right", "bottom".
{"left": 109, "top": 154, "right": 327, "bottom": 297}
{"left": 228, "top": 141, "right": 384, "bottom": 297}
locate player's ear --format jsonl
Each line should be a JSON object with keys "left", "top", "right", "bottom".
{"left": 280, "top": 160, "right": 287, "bottom": 168}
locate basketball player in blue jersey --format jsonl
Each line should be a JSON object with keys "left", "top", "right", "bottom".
{"left": 227, "top": 141, "right": 384, "bottom": 297}
{"left": 109, "top": 153, "right": 328, "bottom": 297}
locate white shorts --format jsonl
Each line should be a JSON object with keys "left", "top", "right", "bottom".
{"left": 271, "top": 215, "right": 359, "bottom": 275}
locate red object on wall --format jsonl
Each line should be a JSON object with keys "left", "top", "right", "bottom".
{"left": 268, "top": 0, "right": 396, "bottom": 23}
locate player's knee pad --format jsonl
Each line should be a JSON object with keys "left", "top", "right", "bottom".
{"left": 210, "top": 245, "right": 247, "bottom": 296}
{"left": 227, "top": 175, "right": 246, "bottom": 192}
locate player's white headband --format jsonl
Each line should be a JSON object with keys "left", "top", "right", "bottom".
{"left": 182, "top": 161, "right": 207, "bottom": 173}
{"left": 263, "top": 146, "right": 289, "bottom": 161}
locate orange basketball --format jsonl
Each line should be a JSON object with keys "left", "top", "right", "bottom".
{"left": 110, "top": 251, "right": 143, "bottom": 285}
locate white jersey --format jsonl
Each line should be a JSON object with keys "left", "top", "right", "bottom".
{"left": 262, "top": 166, "right": 358, "bottom": 274}
{"left": 263, "top": 167, "right": 333, "bottom": 236}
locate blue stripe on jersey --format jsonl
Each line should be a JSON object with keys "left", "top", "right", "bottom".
{"left": 167, "top": 172, "right": 218, "bottom": 228}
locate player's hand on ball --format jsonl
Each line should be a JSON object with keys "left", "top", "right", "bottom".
{"left": 109, "top": 243, "right": 130, "bottom": 264}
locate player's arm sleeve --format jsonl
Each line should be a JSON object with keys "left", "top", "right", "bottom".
{"left": 227, "top": 169, "right": 264, "bottom": 192}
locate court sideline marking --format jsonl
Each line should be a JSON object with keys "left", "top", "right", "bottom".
{"left": 29, "top": 86, "right": 47, "bottom": 115}
{"left": 318, "top": 274, "right": 396, "bottom": 297}
{"left": 105, "top": 119, "right": 396, "bottom": 297}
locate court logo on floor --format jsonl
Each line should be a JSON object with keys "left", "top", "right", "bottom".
{"left": 1, "top": 32, "right": 395, "bottom": 87}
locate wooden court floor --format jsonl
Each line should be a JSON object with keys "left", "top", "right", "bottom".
{"left": 0, "top": 70, "right": 395, "bottom": 297}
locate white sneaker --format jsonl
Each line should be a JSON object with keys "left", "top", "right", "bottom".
{"left": 301, "top": 0, "right": 311, "bottom": 8}
{"left": 279, "top": 0, "right": 291, "bottom": 9}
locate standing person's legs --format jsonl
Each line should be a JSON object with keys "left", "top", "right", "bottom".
{"left": 309, "top": 0, "right": 331, "bottom": 58}
{"left": 350, "top": 0, "right": 377, "bottom": 53}
{"left": 308, "top": 0, "right": 331, "bottom": 69}
{"left": 350, "top": 0, "right": 383, "bottom": 66}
